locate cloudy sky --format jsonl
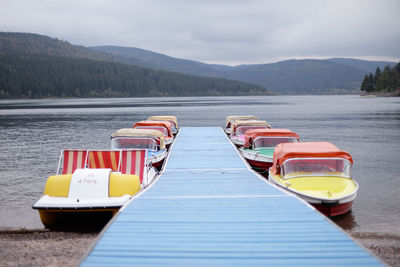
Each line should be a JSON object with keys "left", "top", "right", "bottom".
{"left": 1, "top": 0, "right": 399, "bottom": 65}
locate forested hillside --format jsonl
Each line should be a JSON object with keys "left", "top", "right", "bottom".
{"left": 360, "top": 63, "right": 400, "bottom": 94}
{"left": 0, "top": 32, "right": 112, "bottom": 61}
{"left": 0, "top": 54, "right": 270, "bottom": 98}
{"left": 92, "top": 46, "right": 396, "bottom": 94}
{"left": 90, "top": 46, "right": 218, "bottom": 76}
{"left": 0, "top": 32, "right": 271, "bottom": 98}
{"left": 1, "top": 32, "right": 396, "bottom": 97}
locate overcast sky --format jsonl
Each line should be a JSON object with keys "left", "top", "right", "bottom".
{"left": 1, "top": 0, "right": 399, "bottom": 65}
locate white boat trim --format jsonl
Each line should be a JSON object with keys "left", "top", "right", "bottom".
{"left": 148, "top": 150, "right": 168, "bottom": 165}
{"left": 33, "top": 195, "right": 131, "bottom": 209}
{"left": 239, "top": 149, "right": 273, "bottom": 163}
{"left": 230, "top": 136, "right": 244, "bottom": 146}
{"left": 164, "top": 137, "right": 173, "bottom": 145}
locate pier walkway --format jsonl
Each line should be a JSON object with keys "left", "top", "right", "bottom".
{"left": 82, "top": 127, "right": 381, "bottom": 266}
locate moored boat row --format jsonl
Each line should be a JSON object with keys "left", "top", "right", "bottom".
{"left": 239, "top": 128, "right": 300, "bottom": 171}
{"left": 225, "top": 115, "right": 358, "bottom": 217}
{"left": 111, "top": 128, "right": 167, "bottom": 169}
{"left": 32, "top": 113, "right": 358, "bottom": 229}
{"left": 230, "top": 120, "right": 271, "bottom": 146}
{"left": 224, "top": 115, "right": 259, "bottom": 135}
{"left": 33, "top": 116, "right": 179, "bottom": 229}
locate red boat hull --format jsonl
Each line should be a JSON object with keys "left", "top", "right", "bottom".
{"left": 245, "top": 159, "right": 273, "bottom": 172}
{"left": 152, "top": 159, "right": 165, "bottom": 170}
{"left": 311, "top": 200, "right": 354, "bottom": 217}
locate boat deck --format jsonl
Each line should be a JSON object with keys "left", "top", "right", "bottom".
{"left": 82, "top": 127, "right": 382, "bottom": 266}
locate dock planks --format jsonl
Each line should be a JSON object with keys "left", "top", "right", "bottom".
{"left": 82, "top": 127, "right": 382, "bottom": 266}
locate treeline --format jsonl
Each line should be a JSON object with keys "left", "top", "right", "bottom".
{"left": 360, "top": 63, "right": 400, "bottom": 93}
{"left": 0, "top": 54, "right": 271, "bottom": 98}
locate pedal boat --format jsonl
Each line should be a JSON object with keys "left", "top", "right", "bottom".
{"left": 268, "top": 142, "right": 358, "bottom": 217}
{"left": 111, "top": 128, "right": 167, "bottom": 169}
{"left": 230, "top": 120, "right": 271, "bottom": 147}
{"left": 224, "top": 115, "right": 258, "bottom": 135}
{"left": 239, "top": 129, "right": 299, "bottom": 171}
{"left": 133, "top": 120, "right": 174, "bottom": 147}
{"left": 32, "top": 149, "right": 157, "bottom": 228}
{"left": 147, "top": 115, "right": 179, "bottom": 135}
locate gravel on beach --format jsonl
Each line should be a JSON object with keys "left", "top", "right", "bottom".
{"left": 351, "top": 232, "right": 400, "bottom": 267}
{"left": 0, "top": 230, "right": 98, "bottom": 267}
{"left": 0, "top": 230, "right": 399, "bottom": 267}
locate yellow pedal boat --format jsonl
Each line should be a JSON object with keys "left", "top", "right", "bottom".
{"left": 268, "top": 142, "right": 358, "bottom": 217}
{"left": 32, "top": 149, "right": 155, "bottom": 229}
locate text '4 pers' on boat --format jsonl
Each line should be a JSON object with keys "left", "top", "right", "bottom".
{"left": 268, "top": 142, "right": 358, "bottom": 217}
{"left": 239, "top": 129, "right": 300, "bottom": 172}
{"left": 230, "top": 120, "right": 271, "bottom": 147}
{"left": 111, "top": 128, "right": 167, "bottom": 170}
{"left": 32, "top": 148, "right": 157, "bottom": 229}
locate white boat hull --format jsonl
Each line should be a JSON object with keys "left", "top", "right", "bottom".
{"left": 33, "top": 195, "right": 131, "bottom": 210}
{"left": 239, "top": 149, "right": 273, "bottom": 163}
{"left": 230, "top": 137, "right": 244, "bottom": 146}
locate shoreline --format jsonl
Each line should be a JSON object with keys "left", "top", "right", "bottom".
{"left": 360, "top": 91, "right": 400, "bottom": 97}
{"left": 0, "top": 229, "right": 399, "bottom": 266}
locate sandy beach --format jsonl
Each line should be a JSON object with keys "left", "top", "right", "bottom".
{"left": 0, "top": 229, "right": 399, "bottom": 267}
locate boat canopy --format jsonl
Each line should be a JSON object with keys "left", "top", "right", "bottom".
{"left": 270, "top": 142, "right": 353, "bottom": 175}
{"left": 111, "top": 128, "right": 165, "bottom": 149}
{"left": 232, "top": 120, "right": 271, "bottom": 134}
{"left": 225, "top": 115, "right": 258, "bottom": 128}
{"left": 243, "top": 129, "right": 299, "bottom": 148}
{"left": 147, "top": 116, "right": 179, "bottom": 128}
{"left": 133, "top": 121, "right": 173, "bottom": 137}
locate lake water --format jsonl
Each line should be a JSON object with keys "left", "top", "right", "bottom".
{"left": 0, "top": 95, "right": 399, "bottom": 237}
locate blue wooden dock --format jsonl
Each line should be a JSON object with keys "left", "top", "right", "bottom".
{"left": 82, "top": 127, "right": 382, "bottom": 266}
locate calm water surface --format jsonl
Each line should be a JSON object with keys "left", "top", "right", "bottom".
{"left": 0, "top": 95, "right": 399, "bottom": 236}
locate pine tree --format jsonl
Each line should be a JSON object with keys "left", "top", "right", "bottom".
{"left": 376, "top": 65, "right": 394, "bottom": 91}
{"left": 367, "top": 73, "right": 375, "bottom": 92}
{"left": 374, "top": 66, "right": 382, "bottom": 86}
{"left": 360, "top": 75, "right": 369, "bottom": 91}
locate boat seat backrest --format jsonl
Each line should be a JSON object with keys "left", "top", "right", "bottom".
{"left": 61, "top": 149, "right": 88, "bottom": 174}
{"left": 87, "top": 150, "right": 120, "bottom": 171}
{"left": 120, "top": 150, "right": 147, "bottom": 184}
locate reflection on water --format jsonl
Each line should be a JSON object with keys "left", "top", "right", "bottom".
{"left": 0, "top": 95, "right": 399, "bottom": 236}
{"left": 0, "top": 97, "right": 290, "bottom": 110}
{"left": 332, "top": 211, "right": 358, "bottom": 231}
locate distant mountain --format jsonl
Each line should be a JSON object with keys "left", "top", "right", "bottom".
{"left": 214, "top": 60, "right": 366, "bottom": 94}
{"left": 90, "top": 46, "right": 221, "bottom": 76}
{"left": 326, "top": 58, "right": 394, "bottom": 73}
{"left": 0, "top": 32, "right": 271, "bottom": 98}
{"left": 0, "top": 32, "right": 112, "bottom": 61}
{"left": 92, "top": 46, "right": 397, "bottom": 94}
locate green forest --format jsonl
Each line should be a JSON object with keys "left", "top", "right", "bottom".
{"left": 360, "top": 63, "right": 400, "bottom": 93}
{"left": 0, "top": 54, "right": 271, "bottom": 98}
{"left": 2, "top": 32, "right": 397, "bottom": 97}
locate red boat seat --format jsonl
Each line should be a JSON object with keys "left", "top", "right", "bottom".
{"left": 87, "top": 150, "right": 120, "bottom": 172}
{"left": 120, "top": 150, "right": 147, "bottom": 184}
{"left": 61, "top": 149, "right": 88, "bottom": 174}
